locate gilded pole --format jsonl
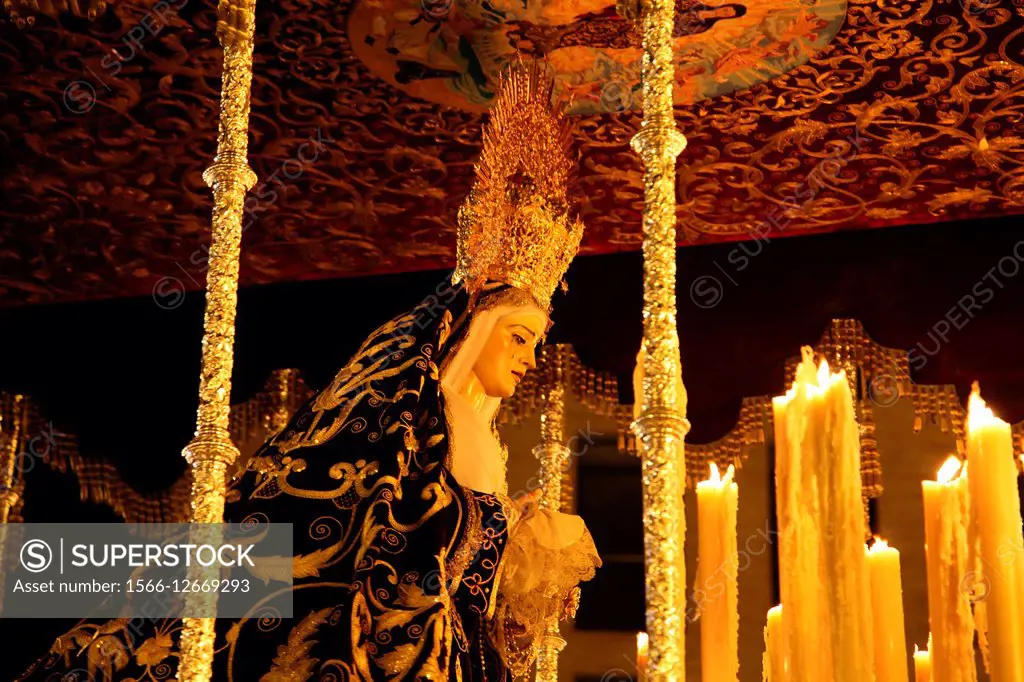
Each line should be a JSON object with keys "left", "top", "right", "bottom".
{"left": 177, "top": 0, "right": 259, "bottom": 678}
{"left": 267, "top": 368, "right": 299, "bottom": 436}
{"left": 619, "top": 0, "right": 690, "bottom": 676}
{"left": 0, "top": 394, "right": 26, "bottom": 525}
{"left": 532, "top": 344, "right": 571, "bottom": 682}
{"left": 0, "top": 394, "right": 26, "bottom": 618}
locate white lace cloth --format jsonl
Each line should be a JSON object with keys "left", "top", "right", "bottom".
{"left": 490, "top": 500, "right": 601, "bottom": 676}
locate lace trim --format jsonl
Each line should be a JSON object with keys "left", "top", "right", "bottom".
{"left": 487, "top": 508, "right": 601, "bottom": 677}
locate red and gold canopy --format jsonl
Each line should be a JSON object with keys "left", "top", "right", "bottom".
{"left": 1, "top": 0, "right": 1021, "bottom": 306}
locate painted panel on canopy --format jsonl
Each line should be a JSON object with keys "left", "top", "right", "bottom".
{"left": 348, "top": 0, "right": 848, "bottom": 115}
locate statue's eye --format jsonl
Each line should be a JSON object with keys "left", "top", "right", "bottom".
{"left": 513, "top": 334, "right": 526, "bottom": 345}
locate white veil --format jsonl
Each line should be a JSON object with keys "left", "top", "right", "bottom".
{"left": 437, "top": 297, "right": 602, "bottom": 678}
{"left": 438, "top": 302, "right": 548, "bottom": 495}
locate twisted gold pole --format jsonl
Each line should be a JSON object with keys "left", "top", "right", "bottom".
{"left": 532, "top": 345, "right": 570, "bottom": 682}
{"left": 623, "top": 0, "right": 690, "bottom": 676}
{"left": 177, "top": 0, "right": 258, "bottom": 679}
{"left": 0, "top": 395, "right": 27, "bottom": 616}
{"left": 0, "top": 394, "right": 25, "bottom": 525}
{"left": 267, "top": 368, "right": 300, "bottom": 436}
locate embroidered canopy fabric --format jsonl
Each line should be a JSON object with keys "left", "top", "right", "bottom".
{"left": 1, "top": 0, "right": 1021, "bottom": 306}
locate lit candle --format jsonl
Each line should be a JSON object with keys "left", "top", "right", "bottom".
{"left": 965, "top": 385, "right": 1024, "bottom": 682}
{"left": 915, "top": 642, "right": 932, "bottom": 682}
{"left": 763, "top": 604, "right": 789, "bottom": 681}
{"left": 867, "top": 539, "right": 909, "bottom": 682}
{"left": 772, "top": 347, "right": 875, "bottom": 682}
{"left": 696, "top": 462, "right": 739, "bottom": 682}
{"left": 921, "top": 456, "right": 976, "bottom": 682}
{"left": 636, "top": 631, "right": 649, "bottom": 680}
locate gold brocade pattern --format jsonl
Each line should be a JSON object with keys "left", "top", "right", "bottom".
{"left": 3, "top": 1, "right": 1024, "bottom": 306}
{"left": 670, "top": 0, "right": 1024, "bottom": 240}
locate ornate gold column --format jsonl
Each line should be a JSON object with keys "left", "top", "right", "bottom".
{"left": 0, "top": 394, "right": 26, "bottom": 618}
{"left": 177, "top": 0, "right": 259, "bottom": 679}
{"left": 267, "top": 368, "right": 300, "bottom": 435}
{"left": 620, "top": 0, "right": 689, "bottom": 676}
{"left": 532, "top": 345, "right": 571, "bottom": 682}
{"left": 0, "top": 394, "right": 26, "bottom": 525}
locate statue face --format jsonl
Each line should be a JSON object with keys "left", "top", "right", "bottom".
{"left": 472, "top": 308, "right": 547, "bottom": 399}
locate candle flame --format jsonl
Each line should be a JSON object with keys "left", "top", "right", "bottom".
{"left": 775, "top": 346, "right": 846, "bottom": 404}
{"left": 636, "top": 631, "right": 648, "bottom": 653}
{"left": 701, "top": 462, "right": 736, "bottom": 486}
{"left": 936, "top": 455, "right": 962, "bottom": 484}
{"left": 817, "top": 357, "right": 830, "bottom": 386}
{"left": 967, "top": 381, "right": 1006, "bottom": 431}
{"left": 869, "top": 536, "right": 890, "bottom": 552}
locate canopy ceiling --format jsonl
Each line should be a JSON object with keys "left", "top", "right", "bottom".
{"left": 1, "top": 0, "right": 1021, "bottom": 306}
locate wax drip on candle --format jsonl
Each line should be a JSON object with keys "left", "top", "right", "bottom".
{"left": 774, "top": 342, "right": 874, "bottom": 682}
{"left": 964, "top": 379, "right": 1024, "bottom": 681}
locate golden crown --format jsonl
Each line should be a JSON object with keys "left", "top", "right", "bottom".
{"left": 454, "top": 59, "right": 585, "bottom": 312}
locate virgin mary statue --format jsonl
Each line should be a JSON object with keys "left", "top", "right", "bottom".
{"left": 19, "top": 61, "right": 601, "bottom": 682}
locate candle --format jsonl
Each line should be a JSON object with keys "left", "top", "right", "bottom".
{"left": 763, "top": 604, "right": 789, "bottom": 682}
{"left": 636, "top": 631, "right": 649, "bottom": 681}
{"left": 868, "top": 539, "right": 909, "bottom": 682}
{"left": 772, "top": 347, "right": 875, "bottom": 682}
{"left": 965, "top": 385, "right": 1024, "bottom": 682}
{"left": 915, "top": 642, "right": 932, "bottom": 682}
{"left": 696, "top": 462, "right": 739, "bottom": 682}
{"left": 921, "top": 456, "right": 976, "bottom": 682}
